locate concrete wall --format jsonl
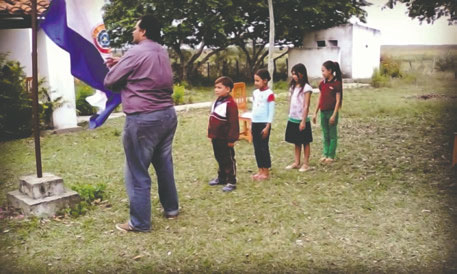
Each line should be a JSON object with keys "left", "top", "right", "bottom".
{"left": 0, "top": 29, "right": 77, "bottom": 129}
{"left": 0, "top": 29, "right": 32, "bottom": 75}
{"left": 351, "top": 24, "right": 381, "bottom": 79}
{"left": 289, "top": 47, "right": 341, "bottom": 78}
{"left": 302, "top": 25, "right": 353, "bottom": 78}
{"left": 38, "top": 32, "right": 77, "bottom": 129}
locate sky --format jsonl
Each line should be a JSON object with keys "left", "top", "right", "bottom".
{"left": 360, "top": 0, "right": 457, "bottom": 45}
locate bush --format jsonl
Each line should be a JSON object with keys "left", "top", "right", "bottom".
{"left": 0, "top": 54, "right": 60, "bottom": 140}
{"left": 371, "top": 68, "right": 390, "bottom": 88}
{"left": 75, "top": 80, "right": 97, "bottom": 116}
{"left": 0, "top": 53, "right": 32, "bottom": 140}
{"left": 273, "top": 80, "right": 289, "bottom": 92}
{"left": 172, "top": 84, "right": 185, "bottom": 105}
{"left": 436, "top": 54, "right": 457, "bottom": 79}
{"left": 62, "top": 182, "right": 107, "bottom": 218}
{"left": 380, "top": 56, "right": 402, "bottom": 78}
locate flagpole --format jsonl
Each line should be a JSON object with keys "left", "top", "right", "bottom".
{"left": 31, "top": 0, "right": 43, "bottom": 178}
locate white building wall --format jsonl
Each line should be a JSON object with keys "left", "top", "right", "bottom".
{"left": 289, "top": 47, "right": 341, "bottom": 78}
{"left": 0, "top": 29, "right": 32, "bottom": 75}
{"left": 302, "top": 25, "right": 353, "bottom": 78}
{"left": 38, "top": 31, "right": 77, "bottom": 129}
{"left": 351, "top": 24, "right": 381, "bottom": 79}
{"left": 0, "top": 29, "right": 77, "bottom": 129}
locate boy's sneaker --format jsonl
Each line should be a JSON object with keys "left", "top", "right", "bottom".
{"left": 222, "top": 183, "right": 236, "bottom": 192}
{"left": 163, "top": 211, "right": 179, "bottom": 219}
{"left": 209, "top": 178, "right": 225, "bottom": 186}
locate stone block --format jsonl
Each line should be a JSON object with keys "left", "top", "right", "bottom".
{"left": 19, "top": 173, "right": 65, "bottom": 199}
{"left": 8, "top": 189, "right": 80, "bottom": 218}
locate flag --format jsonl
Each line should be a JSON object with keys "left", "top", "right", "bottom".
{"left": 40, "top": 0, "right": 121, "bottom": 128}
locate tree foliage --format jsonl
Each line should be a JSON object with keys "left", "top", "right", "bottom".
{"left": 386, "top": 0, "right": 457, "bottom": 24}
{"left": 103, "top": 0, "right": 368, "bottom": 82}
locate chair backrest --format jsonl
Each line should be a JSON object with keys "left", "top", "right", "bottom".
{"left": 232, "top": 82, "right": 247, "bottom": 112}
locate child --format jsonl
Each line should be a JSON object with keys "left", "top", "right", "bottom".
{"left": 208, "top": 76, "right": 239, "bottom": 192}
{"left": 312, "top": 60, "right": 343, "bottom": 163}
{"left": 285, "top": 63, "right": 313, "bottom": 172}
{"left": 251, "top": 69, "right": 275, "bottom": 180}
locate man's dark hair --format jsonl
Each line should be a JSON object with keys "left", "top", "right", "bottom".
{"left": 139, "top": 15, "right": 162, "bottom": 43}
{"left": 215, "top": 76, "right": 234, "bottom": 91}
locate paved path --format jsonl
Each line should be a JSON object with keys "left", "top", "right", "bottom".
{"left": 77, "top": 83, "right": 370, "bottom": 124}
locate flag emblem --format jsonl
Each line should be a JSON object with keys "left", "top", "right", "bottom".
{"left": 92, "top": 24, "right": 110, "bottom": 54}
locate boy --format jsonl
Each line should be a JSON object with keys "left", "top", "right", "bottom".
{"left": 208, "top": 76, "right": 239, "bottom": 192}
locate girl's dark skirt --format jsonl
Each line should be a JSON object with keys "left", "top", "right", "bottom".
{"left": 285, "top": 120, "right": 313, "bottom": 145}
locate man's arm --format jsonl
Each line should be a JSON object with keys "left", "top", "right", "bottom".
{"left": 103, "top": 53, "right": 136, "bottom": 91}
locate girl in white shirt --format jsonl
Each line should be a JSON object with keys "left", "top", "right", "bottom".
{"left": 285, "top": 63, "right": 313, "bottom": 172}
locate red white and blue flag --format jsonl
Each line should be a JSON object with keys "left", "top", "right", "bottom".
{"left": 41, "top": 0, "right": 121, "bottom": 128}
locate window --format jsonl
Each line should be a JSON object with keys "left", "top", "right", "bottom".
{"left": 329, "top": 40, "right": 338, "bottom": 47}
{"left": 317, "top": 40, "right": 326, "bottom": 47}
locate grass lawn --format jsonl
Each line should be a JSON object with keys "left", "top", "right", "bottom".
{"left": 0, "top": 74, "right": 457, "bottom": 273}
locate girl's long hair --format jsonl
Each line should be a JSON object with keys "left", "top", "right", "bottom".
{"left": 289, "top": 63, "right": 309, "bottom": 89}
{"left": 255, "top": 68, "right": 271, "bottom": 81}
{"left": 322, "top": 60, "right": 342, "bottom": 81}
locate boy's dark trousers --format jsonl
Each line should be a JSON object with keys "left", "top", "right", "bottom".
{"left": 212, "top": 139, "right": 237, "bottom": 185}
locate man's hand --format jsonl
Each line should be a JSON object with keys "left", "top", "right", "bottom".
{"left": 105, "top": 57, "right": 120, "bottom": 68}
{"left": 227, "top": 142, "right": 235, "bottom": 147}
{"left": 299, "top": 121, "right": 306, "bottom": 131}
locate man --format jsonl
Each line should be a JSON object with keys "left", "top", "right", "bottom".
{"left": 104, "top": 15, "right": 179, "bottom": 232}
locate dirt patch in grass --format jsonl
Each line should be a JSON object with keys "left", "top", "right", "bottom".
{"left": 406, "top": 94, "right": 457, "bottom": 100}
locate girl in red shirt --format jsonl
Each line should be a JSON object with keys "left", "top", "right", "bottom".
{"left": 312, "top": 61, "right": 343, "bottom": 163}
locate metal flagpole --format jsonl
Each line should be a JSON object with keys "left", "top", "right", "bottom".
{"left": 31, "top": 0, "right": 43, "bottom": 178}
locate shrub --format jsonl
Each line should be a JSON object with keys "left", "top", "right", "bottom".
{"left": 371, "top": 68, "right": 390, "bottom": 88}
{"left": 75, "top": 80, "right": 97, "bottom": 116}
{"left": 38, "top": 78, "right": 63, "bottom": 130}
{"left": 0, "top": 54, "right": 60, "bottom": 140}
{"left": 273, "top": 80, "right": 289, "bottom": 92}
{"left": 62, "top": 182, "right": 107, "bottom": 218}
{"left": 435, "top": 54, "right": 457, "bottom": 79}
{"left": 380, "top": 56, "right": 402, "bottom": 78}
{"left": 172, "top": 84, "right": 185, "bottom": 105}
{"left": 0, "top": 53, "right": 32, "bottom": 140}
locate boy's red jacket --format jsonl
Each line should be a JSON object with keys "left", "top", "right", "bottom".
{"left": 208, "top": 95, "right": 239, "bottom": 142}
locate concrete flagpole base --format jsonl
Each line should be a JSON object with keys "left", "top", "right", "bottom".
{"left": 7, "top": 173, "right": 80, "bottom": 218}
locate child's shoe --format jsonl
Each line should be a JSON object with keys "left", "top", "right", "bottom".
{"left": 299, "top": 164, "right": 311, "bottom": 172}
{"left": 324, "top": 158, "right": 334, "bottom": 164}
{"left": 222, "top": 183, "right": 236, "bottom": 192}
{"left": 251, "top": 173, "right": 262, "bottom": 180}
{"left": 285, "top": 163, "right": 300, "bottom": 170}
{"left": 209, "top": 178, "right": 225, "bottom": 186}
{"left": 254, "top": 174, "right": 269, "bottom": 181}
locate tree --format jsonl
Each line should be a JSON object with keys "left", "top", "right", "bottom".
{"left": 228, "top": 0, "right": 368, "bottom": 78}
{"left": 104, "top": 0, "right": 368, "bottom": 82}
{"left": 104, "top": 0, "right": 235, "bottom": 82}
{"left": 386, "top": 0, "right": 457, "bottom": 24}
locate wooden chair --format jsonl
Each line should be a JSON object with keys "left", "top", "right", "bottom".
{"left": 453, "top": 133, "right": 457, "bottom": 167}
{"left": 232, "top": 82, "right": 252, "bottom": 142}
